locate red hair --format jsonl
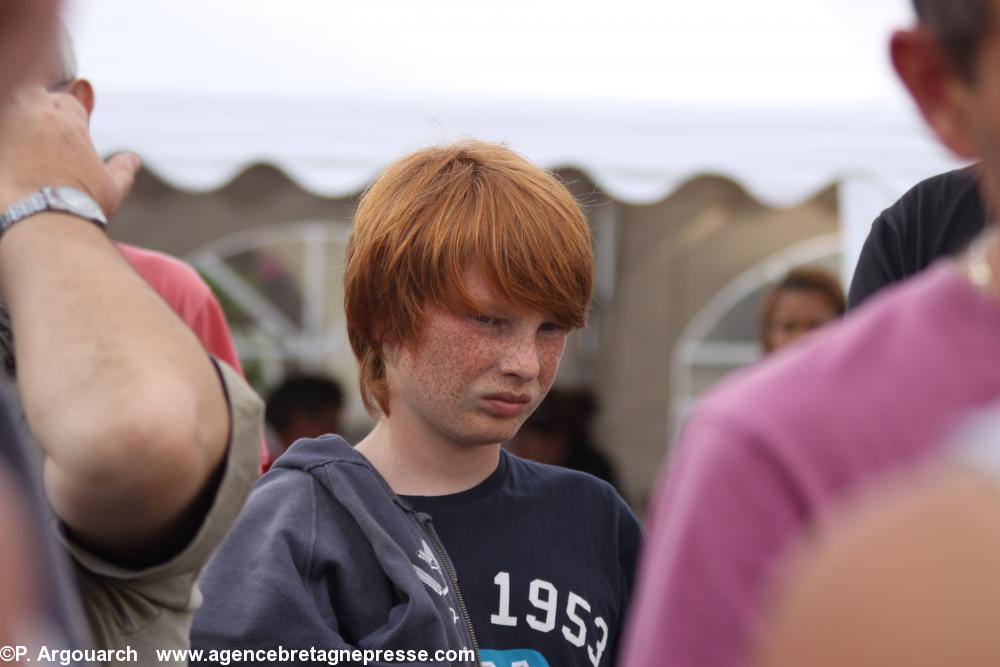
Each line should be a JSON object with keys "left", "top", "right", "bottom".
{"left": 344, "top": 141, "right": 594, "bottom": 415}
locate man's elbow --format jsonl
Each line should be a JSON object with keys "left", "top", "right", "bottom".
{"left": 44, "top": 385, "right": 230, "bottom": 524}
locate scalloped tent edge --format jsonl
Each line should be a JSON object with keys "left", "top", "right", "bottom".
{"left": 90, "top": 92, "right": 966, "bottom": 280}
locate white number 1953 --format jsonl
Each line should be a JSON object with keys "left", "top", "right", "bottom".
{"left": 490, "top": 571, "right": 609, "bottom": 667}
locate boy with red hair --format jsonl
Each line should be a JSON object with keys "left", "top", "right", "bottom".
{"left": 194, "top": 141, "right": 641, "bottom": 666}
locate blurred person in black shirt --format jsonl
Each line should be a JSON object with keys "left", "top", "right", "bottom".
{"left": 848, "top": 166, "right": 986, "bottom": 309}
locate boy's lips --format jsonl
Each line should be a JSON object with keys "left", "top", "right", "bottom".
{"left": 481, "top": 393, "right": 531, "bottom": 417}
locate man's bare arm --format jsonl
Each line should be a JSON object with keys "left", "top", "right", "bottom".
{"left": 0, "top": 88, "right": 230, "bottom": 561}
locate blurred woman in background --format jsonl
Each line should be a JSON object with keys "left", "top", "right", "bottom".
{"left": 760, "top": 266, "right": 846, "bottom": 354}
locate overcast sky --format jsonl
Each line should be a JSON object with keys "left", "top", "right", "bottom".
{"left": 64, "top": 0, "right": 915, "bottom": 108}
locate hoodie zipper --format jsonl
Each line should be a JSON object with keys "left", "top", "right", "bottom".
{"left": 426, "top": 527, "right": 481, "bottom": 666}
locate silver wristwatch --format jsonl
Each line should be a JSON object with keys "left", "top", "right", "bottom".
{"left": 0, "top": 186, "right": 108, "bottom": 233}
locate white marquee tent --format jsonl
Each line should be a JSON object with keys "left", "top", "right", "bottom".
{"left": 65, "top": 0, "right": 964, "bottom": 280}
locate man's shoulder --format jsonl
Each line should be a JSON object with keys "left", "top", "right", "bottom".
{"left": 678, "top": 261, "right": 1000, "bottom": 513}
{"left": 696, "top": 264, "right": 969, "bottom": 446}
{"left": 896, "top": 166, "right": 980, "bottom": 209}
{"left": 880, "top": 166, "right": 984, "bottom": 235}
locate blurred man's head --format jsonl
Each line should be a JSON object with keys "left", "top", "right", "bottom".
{"left": 911, "top": 0, "right": 993, "bottom": 82}
{"left": 42, "top": 22, "right": 93, "bottom": 114}
{"left": 895, "top": 0, "right": 1000, "bottom": 212}
{"left": 0, "top": 0, "right": 61, "bottom": 103}
{"left": 507, "top": 388, "right": 596, "bottom": 466}
{"left": 0, "top": 2, "right": 64, "bottom": 378}
{"left": 265, "top": 375, "right": 345, "bottom": 452}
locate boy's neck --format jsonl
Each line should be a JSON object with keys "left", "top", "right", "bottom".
{"left": 355, "top": 418, "right": 502, "bottom": 497}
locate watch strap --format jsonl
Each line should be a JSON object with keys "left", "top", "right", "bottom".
{"left": 0, "top": 187, "right": 107, "bottom": 234}
{"left": 0, "top": 191, "right": 48, "bottom": 231}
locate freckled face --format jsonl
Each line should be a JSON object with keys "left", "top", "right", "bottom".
{"left": 384, "top": 267, "right": 570, "bottom": 448}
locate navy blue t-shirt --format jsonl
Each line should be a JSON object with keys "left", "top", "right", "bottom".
{"left": 404, "top": 450, "right": 642, "bottom": 667}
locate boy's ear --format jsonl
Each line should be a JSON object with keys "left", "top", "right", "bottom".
{"left": 381, "top": 342, "right": 399, "bottom": 366}
{"left": 375, "top": 325, "right": 400, "bottom": 363}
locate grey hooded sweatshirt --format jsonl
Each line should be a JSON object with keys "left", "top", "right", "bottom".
{"left": 191, "top": 436, "right": 479, "bottom": 666}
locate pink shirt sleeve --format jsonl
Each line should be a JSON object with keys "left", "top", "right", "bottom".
{"left": 621, "top": 415, "right": 805, "bottom": 667}
{"left": 186, "top": 292, "right": 244, "bottom": 376}
{"left": 116, "top": 244, "right": 239, "bottom": 365}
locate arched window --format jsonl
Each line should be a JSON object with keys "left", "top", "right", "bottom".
{"left": 670, "top": 233, "right": 843, "bottom": 436}
{"left": 187, "top": 220, "right": 372, "bottom": 435}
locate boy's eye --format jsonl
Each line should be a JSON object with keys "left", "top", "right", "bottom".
{"left": 474, "top": 315, "right": 503, "bottom": 326}
{"left": 539, "top": 322, "right": 568, "bottom": 333}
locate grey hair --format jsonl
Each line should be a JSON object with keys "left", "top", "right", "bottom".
{"left": 912, "top": 0, "right": 994, "bottom": 81}
{"left": 50, "top": 22, "right": 78, "bottom": 89}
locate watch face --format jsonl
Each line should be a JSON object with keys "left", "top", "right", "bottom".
{"left": 50, "top": 187, "right": 106, "bottom": 222}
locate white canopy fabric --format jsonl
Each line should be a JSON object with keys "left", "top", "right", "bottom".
{"left": 64, "top": 0, "right": 966, "bottom": 271}
{"left": 82, "top": 93, "right": 958, "bottom": 206}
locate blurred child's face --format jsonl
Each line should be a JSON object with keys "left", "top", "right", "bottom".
{"left": 767, "top": 288, "right": 840, "bottom": 353}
